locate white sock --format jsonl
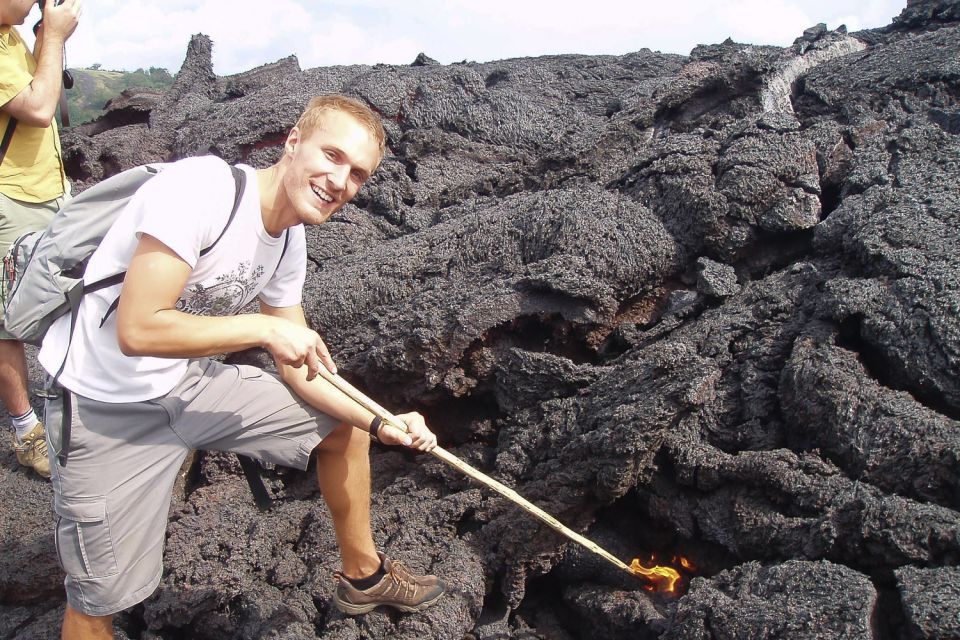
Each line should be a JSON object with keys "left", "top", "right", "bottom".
{"left": 11, "top": 409, "right": 40, "bottom": 441}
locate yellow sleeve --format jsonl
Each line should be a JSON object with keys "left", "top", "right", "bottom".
{"left": 0, "top": 27, "right": 35, "bottom": 109}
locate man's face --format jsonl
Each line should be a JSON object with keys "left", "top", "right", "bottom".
{"left": 282, "top": 110, "right": 381, "bottom": 226}
{"left": 1, "top": 0, "right": 38, "bottom": 26}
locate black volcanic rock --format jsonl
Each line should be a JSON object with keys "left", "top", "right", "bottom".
{"left": 897, "top": 565, "right": 960, "bottom": 639}
{"left": 412, "top": 52, "right": 440, "bottom": 67}
{"left": 895, "top": 0, "right": 960, "bottom": 28}
{"left": 219, "top": 55, "right": 301, "bottom": 99}
{"left": 72, "top": 88, "right": 162, "bottom": 138}
{"left": 3, "top": 3, "right": 960, "bottom": 638}
{"left": 664, "top": 560, "right": 878, "bottom": 640}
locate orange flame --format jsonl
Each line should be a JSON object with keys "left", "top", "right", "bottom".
{"left": 630, "top": 557, "right": 683, "bottom": 593}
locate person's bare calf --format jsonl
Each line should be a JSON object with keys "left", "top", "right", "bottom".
{"left": 63, "top": 605, "right": 113, "bottom": 640}
{"left": 0, "top": 339, "right": 32, "bottom": 416}
{"left": 314, "top": 421, "right": 381, "bottom": 578}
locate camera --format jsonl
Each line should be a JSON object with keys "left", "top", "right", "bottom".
{"left": 33, "top": 0, "right": 73, "bottom": 91}
{"left": 34, "top": 0, "right": 63, "bottom": 34}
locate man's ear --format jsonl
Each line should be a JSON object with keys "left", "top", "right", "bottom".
{"left": 285, "top": 126, "right": 301, "bottom": 156}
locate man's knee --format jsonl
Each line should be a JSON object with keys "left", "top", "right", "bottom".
{"left": 316, "top": 422, "right": 370, "bottom": 456}
{"left": 63, "top": 605, "right": 113, "bottom": 639}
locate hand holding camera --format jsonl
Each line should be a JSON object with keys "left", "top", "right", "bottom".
{"left": 34, "top": 0, "right": 82, "bottom": 91}
{"left": 34, "top": 0, "right": 82, "bottom": 44}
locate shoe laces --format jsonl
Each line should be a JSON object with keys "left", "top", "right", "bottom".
{"left": 385, "top": 562, "right": 416, "bottom": 600}
{"left": 14, "top": 430, "right": 46, "bottom": 455}
{"left": 33, "top": 434, "right": 48, "bottom": 456}
{"left": 334, "top": 563, "right": 417, "bottom": 601}
{"left": 390, "top": 559, "right": 414, "bottom": 579}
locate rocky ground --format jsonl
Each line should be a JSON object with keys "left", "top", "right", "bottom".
{"left": 2, "top": 0, "right": 959, "bottom": 638}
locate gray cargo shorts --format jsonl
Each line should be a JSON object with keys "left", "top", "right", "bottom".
{"left": 44, "top": 357, "right": 339, "bottom": 616}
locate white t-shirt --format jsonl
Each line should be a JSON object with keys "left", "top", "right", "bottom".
{"left": 38, "top": 156, "right": 307, "bottom": 403}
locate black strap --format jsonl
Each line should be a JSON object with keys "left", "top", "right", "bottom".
{"left": 94, "top": 272, "right": 130, "bottom": 328}
{"left": 203, "top": 165, "right": 246, "bottom": 256}
{"left": 0, "top": 118, "right": 17, "bottom": 166}
{"left": 58, "top": 88, "right": 70, "bottom": 128}
{"left": 278, "top": 228, "right": 290, "bottom": 267}
{"left": 60, "top": 67, "right": 73, "bottom": 127}
{"left": 57, "top": 389, "right": 72, "bottom": 467}
{"left": 237, "top": 454, "right": 273, "bottom": 511}
{"left": 54, "top": 283, "right": 85, "bottom": 466}
{"left": 369, "top": 416, "right": 384, "bottom": 443}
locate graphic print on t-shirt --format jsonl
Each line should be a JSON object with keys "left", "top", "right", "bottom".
{"left": 176, "top": 261, "right": 265, "bottom": 316}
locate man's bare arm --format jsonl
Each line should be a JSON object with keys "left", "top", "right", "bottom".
{"left": 116, "top": 234, "right": 333, "bottom": 379}
{"left": 1, "top": 0, "right": 81, "bottom": 127}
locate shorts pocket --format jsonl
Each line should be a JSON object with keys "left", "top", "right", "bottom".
{"left": 235, "top": 364, "right": 263, "bottom": 380}
{"left": 43, "top": 392, "right": 67, "bottom": 459}
{"left": 54, "top": 495, "right": 119, "bottom": 579}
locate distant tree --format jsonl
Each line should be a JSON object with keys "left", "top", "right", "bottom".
{"left": 90, "top": 63, "right": 101, "bottom": 70}
{"left": 148, "top": 67, "right": 173, "bottom": 82}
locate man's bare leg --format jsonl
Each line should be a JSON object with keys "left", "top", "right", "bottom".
{"left": 314, "top": 422, "right": 381, "bottom": 579}
{"left": 0, "top": 339, "right": 31, "bottom": 416}
{"left": 62, "top": 605, "right": 112, "bottom": 640}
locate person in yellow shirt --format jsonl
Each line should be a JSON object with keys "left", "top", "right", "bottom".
{"left": 0, "top": 0, "right": 81, "bottom": 478}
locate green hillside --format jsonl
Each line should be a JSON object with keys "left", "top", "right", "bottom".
{"left": 61, "top": 66, "right": 174, "bottom": 127}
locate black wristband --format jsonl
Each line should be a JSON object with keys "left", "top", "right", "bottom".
{"left": 369, "top": 416, "right": 383, "bottom": 443}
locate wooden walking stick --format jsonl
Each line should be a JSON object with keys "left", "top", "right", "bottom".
{"left": 315, "top": 367, "right": 679, "bottom": 587}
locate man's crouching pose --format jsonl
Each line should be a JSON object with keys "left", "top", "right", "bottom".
{"left": 37, "top": 95, "right": 445, "bottom": 639}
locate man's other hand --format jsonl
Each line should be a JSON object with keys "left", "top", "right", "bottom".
{"left": 379, "top": 412, "right": 438, "bottom": 452}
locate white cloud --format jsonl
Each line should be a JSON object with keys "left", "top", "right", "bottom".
{"left": 297, "top": 15, "right": 425, "bottom": 68}
{"left": 65, "top": 0, "right": 316, "bottom": 72}
{"left": 709, "top": 0, "right": 814, "bottom": 44}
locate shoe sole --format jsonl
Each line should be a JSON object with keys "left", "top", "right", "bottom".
{"left": 16, "top": 458, "right": 51, "bottom": 479}
{"left": 334, "top": 590, "right": 444, "bottom": 615}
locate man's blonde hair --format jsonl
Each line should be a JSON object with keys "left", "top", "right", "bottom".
{"left": 295, "top": 95, "right": 386, "bottom": 158}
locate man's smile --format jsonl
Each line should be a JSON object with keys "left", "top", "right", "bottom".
{"left": 311, "top": 183, "right": 335, "bottom": 203}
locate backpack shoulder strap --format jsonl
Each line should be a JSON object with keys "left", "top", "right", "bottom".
{"left": 201, "top": 164, "right": 246, "bottom": 257}
{"left": 0, "top": 118, "right": 18, "bottom": 166}
{"left": 277, "top": 228, "right": 291, "bottom": 269}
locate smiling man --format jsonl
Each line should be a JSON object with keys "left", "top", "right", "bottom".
{"left": 37, "top": 95, "right": 446, "bottom": 639}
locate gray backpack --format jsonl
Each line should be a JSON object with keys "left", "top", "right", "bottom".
{"left": 2, "top": 161, "right": 245, "bottom": 349}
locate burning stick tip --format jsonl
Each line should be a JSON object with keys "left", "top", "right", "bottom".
{"left": 629, "top": 558, "right": 682, "bottom": 593}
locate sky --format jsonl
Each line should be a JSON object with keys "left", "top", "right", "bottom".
{"left": 22, "top": 0, "right": 908, "bottom": 76}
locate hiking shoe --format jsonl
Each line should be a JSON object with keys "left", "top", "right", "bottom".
{"left": 333, "top": 554, "right": 445, "bottom": 615}
{"left": 13, "top": 422, "right": 51, "bottom": 479}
